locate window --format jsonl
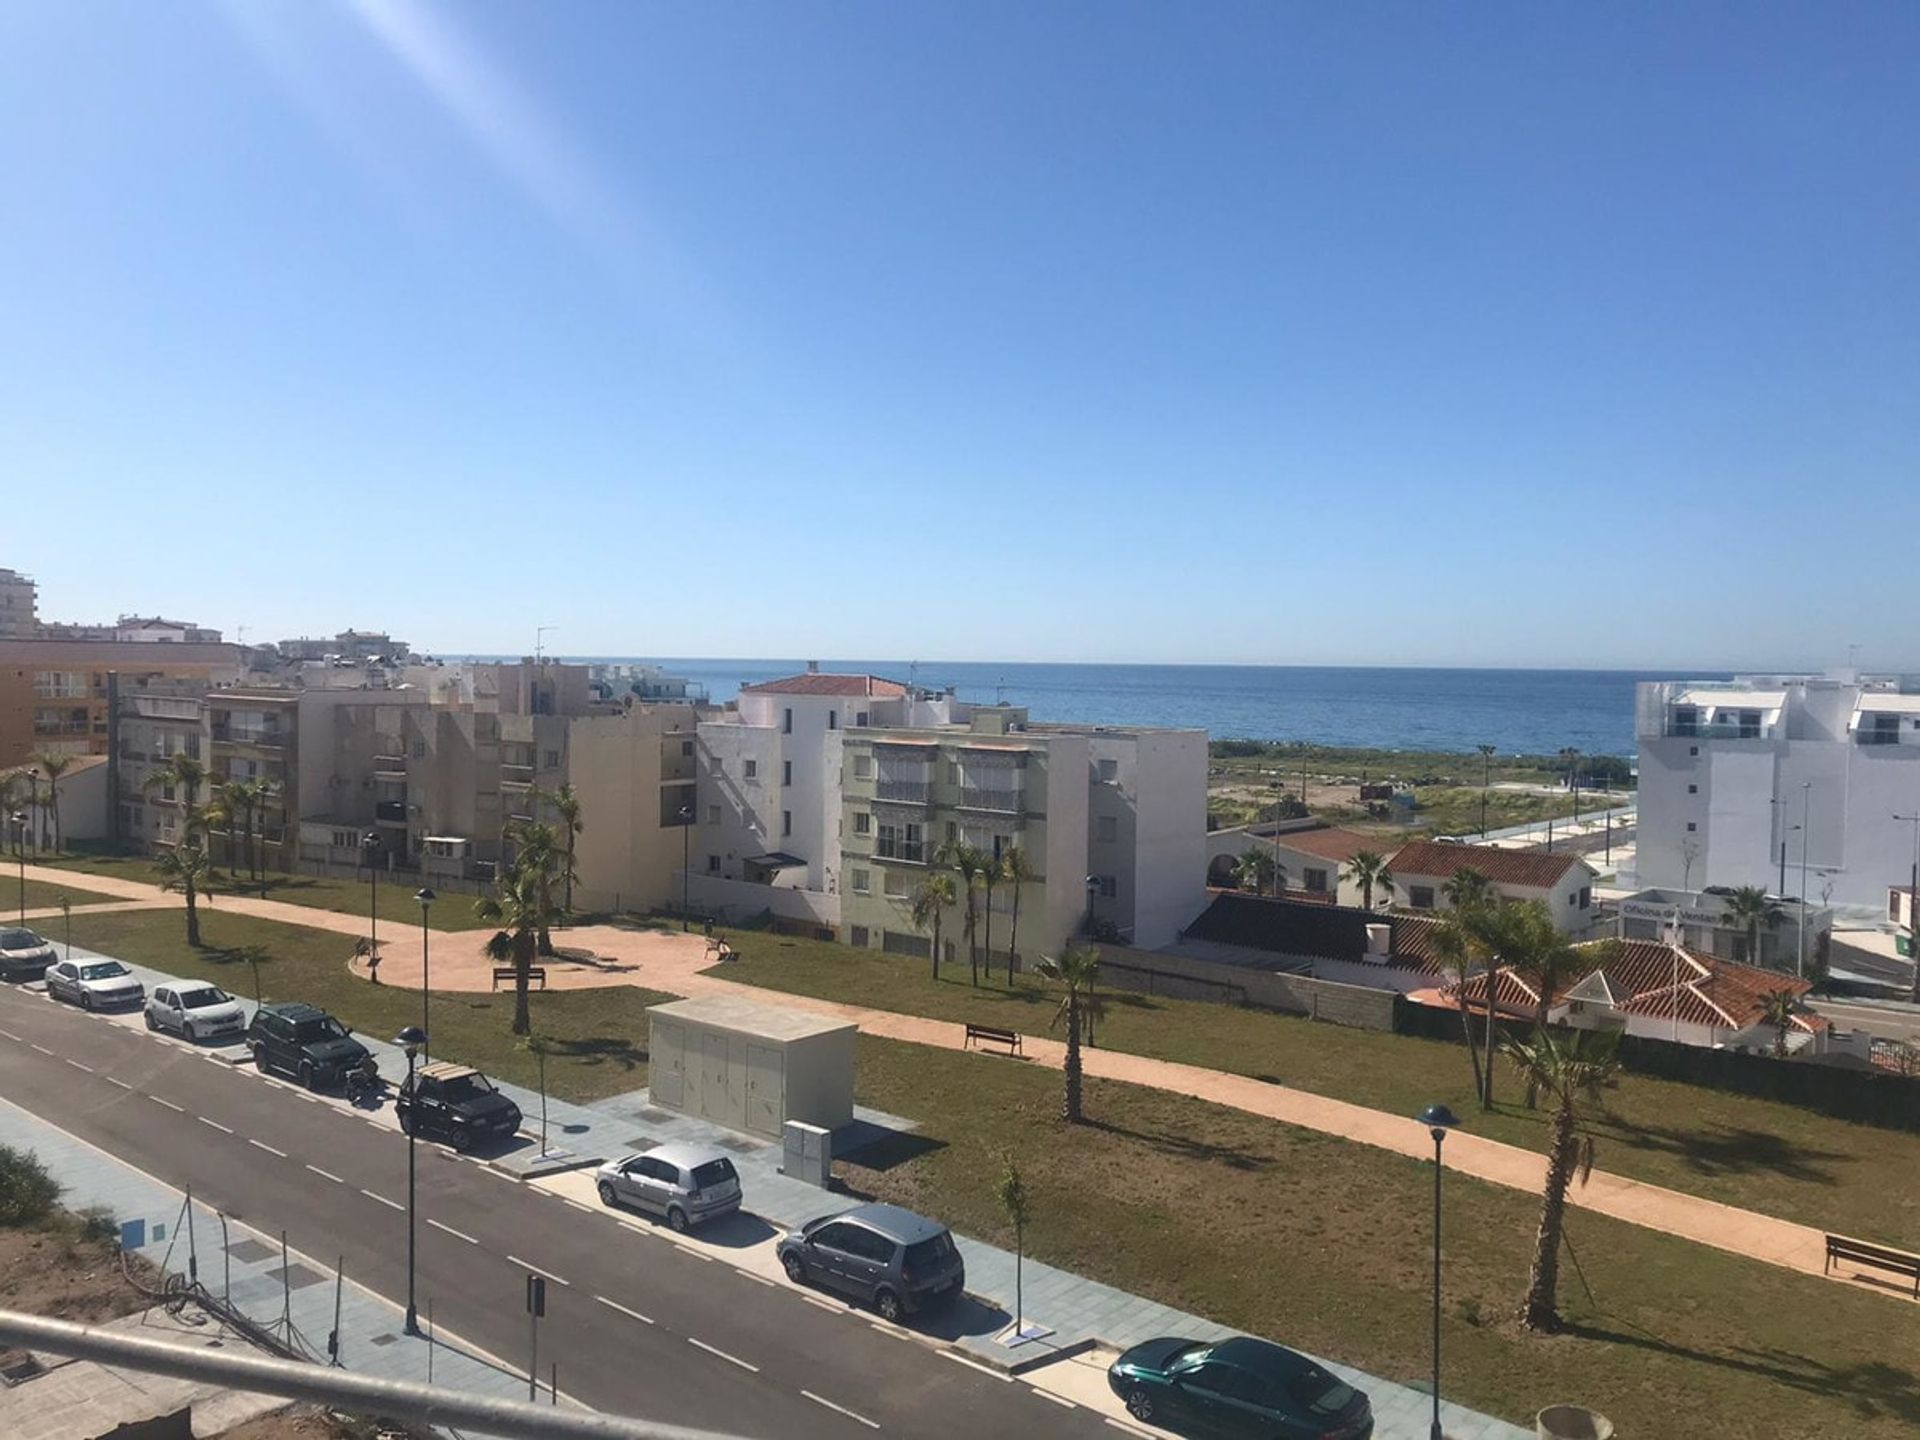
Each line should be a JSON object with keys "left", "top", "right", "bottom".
{"left": 1579, "top": 886, "right": 1592, "bottom": 909}
{"left": 810, "top": 1222, "right": 857, "bottom": 1253}
{"left": 681, "top": 739, "right": 694, "bottom": 756}
{"left": 855, "top": 711, "right": 869, "bottom": 727}
{"left": 783, "top": 760, "right": 792, "bottom": 787}
{"left": 543, "top": 749, "right": 560, "bottom": 769}
{"left": 853, "top": 755, "right": 872, "bottom": 779}
{"left": 707, "top": 855, "right": 721, "bottom": 873}
{"left": 1689, "top": 746, "right": 1699, "bottom": 757}
{"left": 884, "top": 870, "right": 910, "bottom": 898}
{"left": 1305, "top": 867, "right": 1329, "bottom": 893}
{"left": 828, "top": 712, "right": 838, "bottom": 730}
{"left": 707, "top": 804, "right": 720, "bottom": 825}
{"left": 1686, "top": 822, "right": 1697, "bottom": 832}
{"left": 850, "top": 869, "right": 871, "bottom": 894}
{"left": 1095, "top": 815, "right": 1118, "bottom": 843}
{"left": 947, "top": 762, "right": 959, "bottom": 784}
{"left": 1097, "top": 875, "right": 1117, "bottom": 899}
{"left": 411, "top": 737, "right": 427, "bottom": 759}
{"left": 849, "top": 925, "right": 869, "bottom": 947}
{"left": 783, "top": 708, "right": 793, "bottom": 734}
{"left": 1096, "top": 758, "right": 1118, "bottom": 782}
{"left": 782, "top": 810, "right": 792, "bottom": 837}
{"left": 844, "top": 1228, "right": 893, "bottom": 1263}
{"left": 853, "top": 813, "right": 871, "bottom": 836}
{"left": 744, "top": 759, "right": 757, "bottom": 779}
{"left": 1410, "top": 885, "right": 1436, "bottom": 909}
{"left": 1687, "top": 784, "right": 1698, "bottom": 794}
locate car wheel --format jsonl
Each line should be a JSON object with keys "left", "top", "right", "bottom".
{"left": 666, "top": 1206, "right": 689, "bottom": 1234}
{"left": 452, "top": 1126, "right": 473, "bottom": 1153}
{"left": 252, "top": 1044, "right": 268, "bottom": 1071}
{"left": 144, "top": 1011, "right": 158, "bottom": 1031}
{"left": 183, "top": 1022, "right": 197, "bottom": 1044}
{"left": 81, "top": 991, "right": 95, "bottom": 1011}
{"left": 874, "top": 1288, "right": 902, "bottom": 1324}
{"left": 1125, "top": 1388, "right": 1155, "bottom": 1423}
{"left": 397, "top": 1110, "right": 414, "bottom": 1136}
{"left": 597, "top": 1181, "right": 618, "bottom": 1207}
{"left": 298, "top": 1060, "right": 316, "bottom": 1090}
{"left": 781, "top": 1252, "right": 807, "bottom": 1285}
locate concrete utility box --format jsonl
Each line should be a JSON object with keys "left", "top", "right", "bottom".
{"left": 783, "top": 1120, "right": 833, "bottom": 1187}
{"left": 646, "top": 995, "right": 856, "bottom": 1140}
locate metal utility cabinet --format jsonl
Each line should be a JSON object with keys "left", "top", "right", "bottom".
{"left": 646, "top": 995, "right": 856, "bottom": 1139}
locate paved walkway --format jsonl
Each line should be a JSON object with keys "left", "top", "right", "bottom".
{"left": 19, "top": 863, "right": 1898, "bottom": 1305}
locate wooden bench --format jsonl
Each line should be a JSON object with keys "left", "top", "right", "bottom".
{"left": 964, "top": 1023, "right": 1022, "bottom": 1056}
{"left": 491, "top": 966, "right": 548, "bottom": 992}
{"left": 1825, "top": 1233, "right": 1920, "bottom": 1297}
{"left": 704, "top": 935, "right": 735, "bottom": 963}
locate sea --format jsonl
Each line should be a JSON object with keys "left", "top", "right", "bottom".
{"left": 551, "top": 660, "right": 1731, "bottom": 760}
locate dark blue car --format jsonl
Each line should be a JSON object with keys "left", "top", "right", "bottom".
{"left": 1108, "top": 1335, "right": 1372, "bottom": 1439}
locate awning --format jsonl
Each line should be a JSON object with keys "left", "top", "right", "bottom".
{"left": 745, "top": 852, "right": 807, "bottom": 871}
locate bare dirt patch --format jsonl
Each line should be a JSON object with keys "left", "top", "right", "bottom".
{"left": 0, "top": 1214, "right": 154, "bottom": 1325}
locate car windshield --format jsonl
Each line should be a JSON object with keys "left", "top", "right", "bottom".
{"left": 80, "top": 963, "right": 129, "bottom": 980}
{"left": 905, "top": 1232, "right": 957, "bottom": 1269}
{"left": 179, "top": 987, "right": 232, "bottom": 1009}
{"left": 1286, "top": 1365, "right": 1357, "bottom": 1416}
{"left": 439, "top": 1075, "right": 494, "bottom": 1100}
{"left": 0, "top": 929, "right": 41, "bottom": 949}
{"left": 294, "top": 1017, "right": 349, "bottom": 1041}
{"left": 1168, "top": 1343, "right": 1211, "bottom": 1371}
{"left": 690, "top": 1158, "right": 736, "bottom": 1189}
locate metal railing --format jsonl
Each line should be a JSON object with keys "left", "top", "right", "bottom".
{"left": 1665, "top": 721, "right": 1768, "bottom": 740}
{"left": 959, "top": 787, "right": 1023, "bottom": 813}
{"left": 874, "top": 780, "right": 930, "bottom": 804}
{"left": 874, "top": 838, "right": 926, "bottom": 863}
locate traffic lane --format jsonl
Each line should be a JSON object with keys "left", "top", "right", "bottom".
{"left": 0, "top": 986, "right": 1116, "bottom": 1438}
{"left": 1809, "top": 999, "right": 1920, "bottom": 1043}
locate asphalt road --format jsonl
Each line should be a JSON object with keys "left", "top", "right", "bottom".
{"left": 1808, "top": 997, "right": 1920, "bottom": 1045}
{"left": 0, "top": 984, "right": 1116, "bottom": 1440}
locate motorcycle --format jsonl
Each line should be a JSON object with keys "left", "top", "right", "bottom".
{"left": 344, "top": 1055, "right": 385, "bottom": 1106}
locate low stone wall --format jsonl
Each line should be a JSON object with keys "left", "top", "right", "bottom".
{"left": 1091, "top": 944, "right": 1399, "bottom": 1031}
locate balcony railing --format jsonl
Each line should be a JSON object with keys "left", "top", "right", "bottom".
{"left": 1665, "top": 720, "right": 1767, "bottom": 741}
{"left": 501, "top": 763, "right": 534, "bottom": 788}
{"left": 1856, "top": 730, "right": 1909, "bottom": 747}
{"left": 214, "top": 727, "right": 283, "bottom": 748}
{"left": 959, "top": 787, "right": 1024, "bottom": 814}
{"left": 874, "top": 838, "right": 927, "bottom": 864}
{"left": 875, "top": 780, "right": 930, "bottom": 804}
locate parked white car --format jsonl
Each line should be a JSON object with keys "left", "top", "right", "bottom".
{"left": 595, "top": 1143, "right": 742, "bottom": 1231}
{"left": 145, "top": 983, "right": 246, "bottom": 1043}
{"left": 46, "top": 959, "right": 145, "bottom": 1011}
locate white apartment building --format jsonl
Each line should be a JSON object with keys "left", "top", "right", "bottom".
{"left": 1636, "top": 677, "right": 1920, "bottom": 910}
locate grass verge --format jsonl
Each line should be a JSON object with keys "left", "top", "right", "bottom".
{"left": 6, "top": 877, "right": 143, "bottom": 917}
{"left": 846, "top": 1036, "right": 1920, "bottom": 1440}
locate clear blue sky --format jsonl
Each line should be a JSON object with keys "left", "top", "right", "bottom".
{"left": 3, "top": 3, "right": 1915, "bottom": 670}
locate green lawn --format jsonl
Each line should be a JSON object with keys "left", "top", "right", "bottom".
{"left": 720, "top": 934, "right": 1920, "bottom": 1248}
{"left": 847, "top": 1037, "right": 1920, "bottom": 1440}
{"left": 64, "top": 908, "right": 670, "bottom": 1102}
{"left": 6, "top": 876, "right": 142, "bottom": 919}
{"left": 37, "top": 851, "right": 499, "bottom": 930}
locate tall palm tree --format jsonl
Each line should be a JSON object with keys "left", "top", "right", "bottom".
{"left": 1720, "top": 885, "right": 1783, "bottom": 967}
{"left": 1343, "top": 850, "right": 1393, "bottom": 910}
{"left": 909, "top": 870, "right": 957, "bottom": 982}
{"left": 1501, "top": 1027, "right": 1621, "bottom": 1331}
{"left": 1037, "top": 943, "right": 1101, "bottom": 1124}
{"left": 1430, "top": 913, "right": 1485, "bottom": 1099}
{"left": 476, "top": 863, "right": 549, "bottom": 1035}
{"left": 1760, "top": 986, "right": 1801, "bottom": 1058}
{"left": 238, "top": 777, "right": 276, "bottom": 888}
{"left": 943, "top": 843, "right": 990, "bottom": 987}
{"left": 979, "top": 848, "right": 1000, "bottom": 981}
{"left": 143, "top": 753, "right": 207, "bottom": 842}
{"left": 0, "top": 772, "right": 22, "bottom": 853}
{"left": 545, "top": 783, "right": 584, "bottom": 917}
{"left": 33, "top": 752, "right": 71, "bottom": 854}
{"left": 1447, "top": 868, "right": 1500, "bottom": 1105}
{"left": 1233, "top": 848, "right": 1275, "bottom": 896}
{"left": 154, "top": 832, "right": 213, "bottom": 947}
{"left": 1000, "top": 845, "right": 1034, "bottom": 983}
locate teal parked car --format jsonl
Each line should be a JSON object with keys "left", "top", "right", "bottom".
{"left": 1107, "top": 1335, "right": 1372, "bottom": 1439}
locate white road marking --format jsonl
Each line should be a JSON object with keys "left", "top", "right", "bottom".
{"left": 247, "top": 1138, "right": 287, "bottom": 1157}
{"left": 147, "top": 1095, "right": 184, "bottom": 1112}
{"left": 562, "top": 1199, "right": 595, "bottom": 1215}
{"left": 30, "top": 1043, "right": 54, "bottom": 1055}
{"left": 741, "top": 1272, "right": 775, "bottom": 1287}
{"left": 800, "top": 1294, "right": 840, "bottom": 1312}
{"left": 801, "top": 1391, "right": 880, "bottom": 1429}
{"left": 361, "top": 1188, "right": 404, "bottom": 1212}
{"left": 593, "top": 1295, "right": 654, "bottom": 1326}
{"left": 197, "top": 1117, "right": 234, "bottom": 1135}
{"left": 305, "top": 1165, "right": 344, "bottom": 1184}
{"left": 0, "top": 1029, "right": 18, "bottom": 1040}
{"left": 64, "top": 1059, "right": 93, "bottom": 1073}
{"left": 939, "top": 1350, "right": 1011, "bottom": 1381}
{"left": 687, "top": 1337, "right": 758, "bottom": 1373}
{"left": 105, "top": 1077, "right": 132, "bottom": 1090}
{"left": 1106, "top": 1420, "right": 1156, "bottom": 1438}
{"left": 508, "top": 1256, "right": 570, "bottom": 1288}
{"left": 1033, "top": 1391, "right": 1077, "bottom": 1409}
{"left": 428, "top": 1218, "right": 478, "bottom": 1245}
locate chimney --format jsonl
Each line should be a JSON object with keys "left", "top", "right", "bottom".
{"left": 1365, "top": 924, "right": 1391, "bottom": 963}
{"left": 807, "top": 660, "right": 820, "bottom": 674}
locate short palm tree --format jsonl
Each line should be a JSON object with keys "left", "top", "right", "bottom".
{"left": 1443, "top": 867, "right": 1495, "bottom": 912}
{"left": 1502, "top": 1027, "right": 1621, "bottom": 1331}
{"left": 143, "top": 753, "right": 207, "bottom": 834}
{"left": 509, "top": 821, "right": 566, "bottom": 956}
{"left": 1000, "top": 846, "right": 1034, "bottom": 982}
{"left": 909, "top": 870, "right": 957, "bottom": 982}
{"left": 1471, "top": 900, "right": 1581, "bottom": 1109}
{"left": 1037, "top": 943, "right": 1102, "bottom": 1124}
{"left": 1721, "top": 885, "right": 1783, "bottom": 967}
{"left": 978, "top": 850, "right": 1000, "bottom": 980}
{"left": 154, "top": 834, "right": 214, "bottom": 946}
{"left": 1760, "top": 986, "right": 1801, "bottom": 1058}
{"left": 476, "top": 864, "right": 549, "bottom": 1036}
{"left": 33, "top": 751, "right": 71, "bottom": 854}
{"left": 1343, "top": 850, "right": 1393, "bottom": 909}
{"left": 1234, "top": 848, "right": 1275, "bottom": 896}
{"left": 546, "top": 783, "right": 584, "bottom": 917}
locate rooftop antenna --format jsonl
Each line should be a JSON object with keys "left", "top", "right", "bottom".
{"left": 996, "top": 675, "right": 1007, "bottom": 705}
{"left": 908, "top": 659, "right": 919, "bottom": 691}
{"left": 535, "top": 626, "right": 557, "bottom": 664}
{"left": 1847, "top": 642, "right": 1862, "bottom": 673}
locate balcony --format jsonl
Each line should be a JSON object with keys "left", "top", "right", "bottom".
{"left": 874, "top": 780, "right": 930, "bottom": 805}
{"left": 1856, "top": 729, "right": 1912, "bottom": 747}
{"left": 959, "top": 787, "right": 1024, "bottom": 814}
{"left": 375, "top": 800, "right": 408, "bottom": 825}
{"left": 874, "top": 838, "right": 927, "bottom": 864}
{"left": 214, "top": 727, "right": 284, "bottom": 749}
{"left": 501, "top": 763, "right": 535, "bottom": 788}
{"left": 1664, "top": 720, "right": 1768, "bottom": 741}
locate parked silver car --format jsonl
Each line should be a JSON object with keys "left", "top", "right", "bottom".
{"left": 0, "top": 927, "right": 56, "bottom": 982}
{"left": 145, "top": 983, "right": 247, "bottom": 1043}
{"left": 595, "top": 1143, "right": 742, "bottom": 1231}
{"left": 46, "top": 959, "right": 145, "bottom": 1011}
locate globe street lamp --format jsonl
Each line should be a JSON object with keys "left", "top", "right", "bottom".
{"left": 677, "top": 805, "right": 693, "bottom": 931}
{"left": 414, "top": 889, "right": 435, "bottom": 1061}
{"left": 11, "top": 812, "right": 26, "bottom": 923}
{"left": 362, "top": 831, "right": 381, "bottom": 975}
{"left": 394, "top": 1024, "right": 428, "bottom": 1335}
{"left": 1416, "top": 1103, "right": 1462, "bottom": 1440}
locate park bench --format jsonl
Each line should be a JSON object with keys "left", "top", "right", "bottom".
{"left": 963, "top": 1023, "right": 1022, "bottom": 1056}
{"left": 704, "top": 935, "right": 736, "bottom": 963}
{"left": 1824, "top": 1233, "right": 1920, "bottom": 1297}
{"left": 491, "top": 966, "right": 548, "bottom": 992}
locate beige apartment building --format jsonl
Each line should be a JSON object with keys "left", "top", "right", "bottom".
{"left": 0, "top": 638, "right": 243, "bottom": 770}
{"left": 0, "top": 569, "right": 36, "bottom": 641}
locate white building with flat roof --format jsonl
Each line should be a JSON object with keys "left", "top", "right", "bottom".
{"left": 1636, "top": 676, "right": 1920, "bottom": 909}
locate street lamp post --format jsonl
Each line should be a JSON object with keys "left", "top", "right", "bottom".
{"left": 1085, "top": 875, "right": 1100, "bottom": 938}
{"left": 678, "top": 806, "right": 693, "bottom": 931}
{"left": 394, "top": 1024, "right": 428, "bottom": 1335}
{"left": 1416, "top": 1103, "right": 1460, "bottom": 1440}
{"left": 1798, "top": 783, "right": 1811, "bottom": 980}
{"left": 364, "top": 831, "right": 381, "bottom": 975}
{"left": 415, "top": 889, "right": 435, "bottom": 1062}
{"left": 1476, "top": 745, "right": 1495, "bottom": 839}
{"left": 11, "top": 811, "right": 25, "bottom": 924}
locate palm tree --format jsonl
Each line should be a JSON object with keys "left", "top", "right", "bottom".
{"left": 1447, "top": 868, "right": 1500, "bottom": 1104}
{"left": 979, "top": 849, "right": 1000, "bottom": 982}
{"left": 1720, "top": 885, "right": 1783, "bottom": 967}
{"left": 944, "top": 843, "right": 990, "bottom": 987}
{"left": 1343, "top": 850, "right": 1393, "bottom": 910}
{"left": 1502, "top": 1027, "right": 1621, "bottom": 1331}
{"left": 205, "top": 781, "right": 246, "bottom": 877}
{"left": 1760, "top": 986, "right": 1801, "bottom": 1058}
{"left": 238, "top": 778, "right": 276, "bottom": 888}
{"left": 1000, "top": 846, "right": 1033, "bottom": 983}
{"left": 143, "top": 753, "right": 207, "bottom": 840}
{"left": 1233, "top": 848, "right": 1275, "bottom": 896}
{"left": 1430, "top": 913, "right": 1485, "bottom": 1099}
{"left": 909, "top": 870, "right": 957, "bottom": 982}
{"left": 476, "top": 863, "right": 549, "bottom": 1035}
{"left": 546, "top": 783, "right": 584, "bottom": 917}
{"left": 154, "top": 835, "right": 213, "bottom": 946}
{"left": 1037, "top": 943, "right": 1101, "bottom": 1124}
{"left": 0, "top": 772, "right": 22, "bottom": 853}
{"left": 33, "top": 752, "right": 71, "bottom": 854}
{"left": 1472, "top": 901, "right": 1581, "bottom": 1109}
{"left": 509, "top": 821, "right": 566, "bottom": 956}
{"left": 1443, "top": 867, "right": 1494, "bottom": 912}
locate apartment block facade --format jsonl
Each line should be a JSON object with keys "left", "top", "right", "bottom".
{"left": 0, "top": 569, "right": 35, "bottom": 641}
{"left": 0, "top": 639, "right": 243, "bottom": 770}
{"left": 1637, "top": 677, "right": 1920, "bottom": 909}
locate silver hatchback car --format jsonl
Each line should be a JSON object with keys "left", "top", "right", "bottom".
{"left": 595, "top": 1144, "right": 742, "bottom": 1231}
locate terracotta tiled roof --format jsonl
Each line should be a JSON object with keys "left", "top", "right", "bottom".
{"left": 1603, "top": 946, "right": 1820, "bottom": 1033}
{"left": 1389, "top": 839, "right": 1590, "bottom": 890}
{"left": 1388, "top": 915, "right": 1452, "bottom": 977}
{"left": 1273, "top": 828, "right": 1380, "bottom": 864}
{"left": 1443, "top": 967, "right": 1543, "bottom": 1019}
{"left": 741, "top": 674, "right": 908, "bottom": 698}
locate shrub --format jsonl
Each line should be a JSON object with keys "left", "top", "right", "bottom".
{"left": 77, "top": 1206, "right": 119, "bottom": 1246}
{"left": 0, "top": 1144, "right": 63, "bottom": 1227}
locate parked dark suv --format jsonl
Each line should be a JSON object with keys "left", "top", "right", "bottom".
{"left": 777, "top": 1202, "right": 966, "bottom": 1322}
{"left": 246, "top": 1002, "right": 370, "bottom": 1090}
{"left": 395, "top": 1063, "right": 523, "bottom": 1151}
